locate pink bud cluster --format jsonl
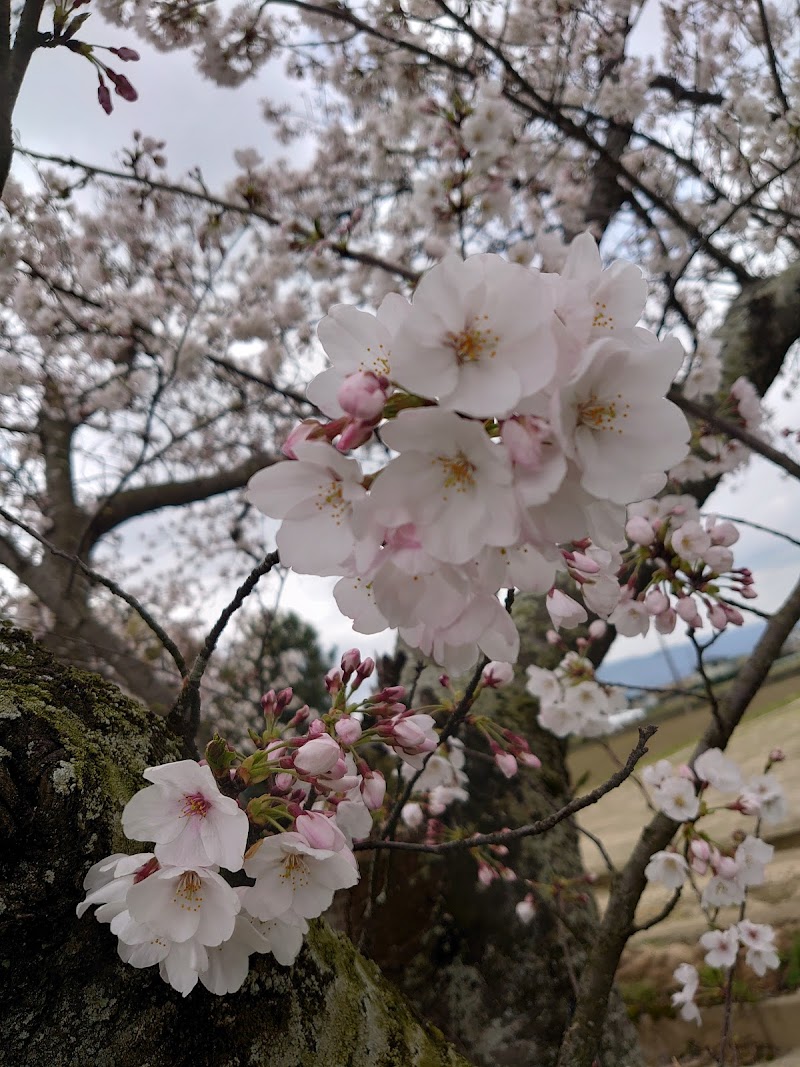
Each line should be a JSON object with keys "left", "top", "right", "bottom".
{"left": 601, "top": 506, "right": 756, "bottom": 638}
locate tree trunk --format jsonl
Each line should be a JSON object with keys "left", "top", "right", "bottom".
{"left": 345, "top": 597, "right": 643, "bottom": 1067}
{"left": 0, "top": 623, "right": 471, "bottom": 1067}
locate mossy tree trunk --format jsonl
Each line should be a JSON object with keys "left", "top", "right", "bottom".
{"left": 0, "top": 624, "right": 471, "bottom": 1067}
{"left": 346, "top": 597, "right": 643, "bottom": 1067}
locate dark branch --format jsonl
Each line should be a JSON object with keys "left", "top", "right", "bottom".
{"left": 357, "top": 726, "right": 656, "bottom": 854}
{"left": 87, "top": 452, "right": 278, "bottom": 542}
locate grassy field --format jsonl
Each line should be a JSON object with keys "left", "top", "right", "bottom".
{"left": 569, "top": 660, "right": 800, "bottom": 790}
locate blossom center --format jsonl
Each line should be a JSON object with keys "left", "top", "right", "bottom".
{"left": 316, "top": 479, "right": 346, "bottom": 523}
{"left": 361, "top": 343, "right": 391, "bottom": 376}
{"left": 435, "top": 450, "right": 477, "bottom": 492}
{"left": 280, "top": 852, "right": 311, "bottom": 890}
{"left": 182, "top": 791, "right": 212, "bottom": 819}
{"left": 577, "top": 391, "right": 629, "bottom": 433}
{"left": 175, "top": 871, "right": 203, "bottom": 911}
{"left": 592, "top": 300, "right": 615, "bottom": 329}
{"left": 445, "top": 316, "right": 499, "bottom": 364}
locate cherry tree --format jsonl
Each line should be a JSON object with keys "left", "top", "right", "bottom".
{"left": 1, "top": 1, "right": 800, "bottom": 1065}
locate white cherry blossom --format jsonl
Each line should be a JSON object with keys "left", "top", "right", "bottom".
{"left": 243, "top": 832, "right": 359, "bottom": 923}
{"left": 121, "top": 760, "right": 249, "bottom": 872}
{"left": 389, "top": 254, "right": 556, "bottom": 418}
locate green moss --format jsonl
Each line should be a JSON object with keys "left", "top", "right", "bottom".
{"left": 0, "top": 624, "right": 472, "bottom": 1067}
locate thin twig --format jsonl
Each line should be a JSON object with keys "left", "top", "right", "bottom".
{"left": 701, "top": 512, "right": 800, "bottom": 550}
{"left": 0, "top": 504, "right": 187, "bottom": 676}
{"left": 629, "top": 886, "right": 684, "bottom": 935}
{"left": 688, "top": 629, "right": 723, "bottom": 731}
{"left": 669, "top": 389, "right": 800, "bottom": 482}
{"left": 167, "top": 551, "right": 280, "bottom": 750}
{"left": 378, "top": 655, "right": 488, "bottom": 841}
{"left": 358, "top": 725, "right": 656, "bottom": 854}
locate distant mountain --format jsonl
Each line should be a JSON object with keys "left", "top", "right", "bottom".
{"left": 596, "top": 623, "right": 768, "bottom": 691}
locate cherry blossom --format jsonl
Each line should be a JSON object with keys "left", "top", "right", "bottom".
{"left": 242, "top": 831, "right": 359, "bottom": 923}
{"left": 121, "top": 760, "right": 248, "bottom": 871}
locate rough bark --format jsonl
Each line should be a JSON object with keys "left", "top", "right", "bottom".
{"left": 343, "top": 597, "right": 643, "bottom": 1067}
{"left": 0, "top": 623, "right": 472, "bottom": 1067}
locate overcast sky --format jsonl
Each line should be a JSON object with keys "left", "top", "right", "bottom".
{"left": 10, "top": 6, "right": 800, "bottom": 678}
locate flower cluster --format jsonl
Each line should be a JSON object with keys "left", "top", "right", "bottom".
{"left": 672, "top": 918, "right": 782, "bottom": 1026}
{"left": 646, "top": 746, "right": 788, "bottom": 1026}
{"left": 247, "top": 235, "right": 689, "bottom": 673}
{"left": 78, "top": 648, "right": 545, "bottom": 989}
{"left": 611, "top": 505, "right": 756, "bottom": 636}
{"left": 525, "top": 650, "right": 628, "bottom": 738}
{"left": 76, "top": 757, "right": 359, "bottom": 996}
{"left": 644, "top": 742, "right": 785, "bottom": 909}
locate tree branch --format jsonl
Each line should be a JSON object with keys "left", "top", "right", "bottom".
{"left": 0, "top": 0, "right": 45, "bottom": 192}
{"left": 86, "top": 452, "right": 278, "bottom": 542}
{"left": 0, "top": 504, "right": 187, "bottom": 677}
{"left": 357, "top": 725, "right": 655, "bottom": 854}
{"left": 167, "top": 551, "right": 281, "bottom": 750}
{"left": 668, "top": 388, "right": 800, "bottom": 482}
{"left": 557, "top": 571, "right": 800, "bottom": 1067}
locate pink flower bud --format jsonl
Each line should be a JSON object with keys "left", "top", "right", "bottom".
{"left": 716, "top": 856, "right": 739, "bottom": 879}
{"left": 287, "top": 705, "right": 309, "bottom": 727}
{"left": 516, "top": 895, "right": 536, "bottom": 924}
{"left": 337, "top": 371, "right": 388, "bottom": 422}
{"left": 570, "top": 552, "right": 600, "bottom": 575}
{"left": 644, "top": 589, "right": 669, "bottom": 615}
{"left": 336, "top": 418, "right": 374, "bottom": 452}
{"left": 689, "top": 838, "right": 711, "bottom": 874}
{"left": 374, "top": 685, "right": 406, "bottom": 703}
{"left": 707, "top": 603, "right": 728, "bottom": 629}
{"left": 769, "top": 748, "right": 785, "bottom": 763}
{"left": 294, "top": 734, "right": 342, "bottom": 776}
{"left": 361, "top": 771, "right": 386, "bottom": 810}
{"left": 495, "top": 751, "right": 518, "bottom": 778}
{"left": 481, "top": 661, "right": 514, "bottom": 688}
{"left": 739, "top": 586, "right": 758, "bottom": 599}
{"left": 98, "top": 82, "right": 113, "bottom": 114}
{"left": 274, "top": 772, "right": 293, "bottom": 792}
{"left": 111, "top": 46, "right": 140, "bottom": 61}
{"left": 295, "top": 811, "right": 347, "bottom": 852}
{"left": 501, "top": 415, "right": 548, "bottom": 469}
{"left": 276, "top": 688, "right": 293, "bottom": 711}
{"left": 107, "top": 69, "right": 138, "bottom": 102}
{"left": 261, "top": 690, "right": 277, "bottom": 715}
{"left": 438, "top": 674, "right": 451, "bottom": 688}
{"left": 335, "top": 717, "right": 362, "bottom": 745}
{"left": 723, "top": 604, "right": 745, "bottom": 626}
{"left": 518, "top": 751, "right": 542, "bottom": 769}
{"left": 340, "top": 648, "right": 361, "bottom": 678}
{"left": 587, "top": 619, "right": 607, "bottom": 640}
{"left": 325, "top": 668, "right": 343, "bottom": 694}
{"left": 625, "top": 515, "right": 656, "bottom": 545}
{"left": 655, "top": 607, "right": 677, "bottom": 634}
{"left": 282, "top": 419, "right": 326, "bottom": 459}
{"left": 353, "top": 657, "right": 375, "bottom": 688}
{"left": 676, "top": 596, "right": 699, "bottom": 623}
{"left": 477, "top": 862, "right": 497, "bottom": 887}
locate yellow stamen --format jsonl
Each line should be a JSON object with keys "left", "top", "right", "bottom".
{"left": 445, "top": 315, "right": 499, "bottom": 364}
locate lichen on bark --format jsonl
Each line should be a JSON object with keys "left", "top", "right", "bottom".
{"left": 0, "top": 623, "right": 472, "bottom": 1067}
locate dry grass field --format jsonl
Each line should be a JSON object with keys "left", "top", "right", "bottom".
{"left": 565, "top": 664, "right": 800, "bottom": 1065}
